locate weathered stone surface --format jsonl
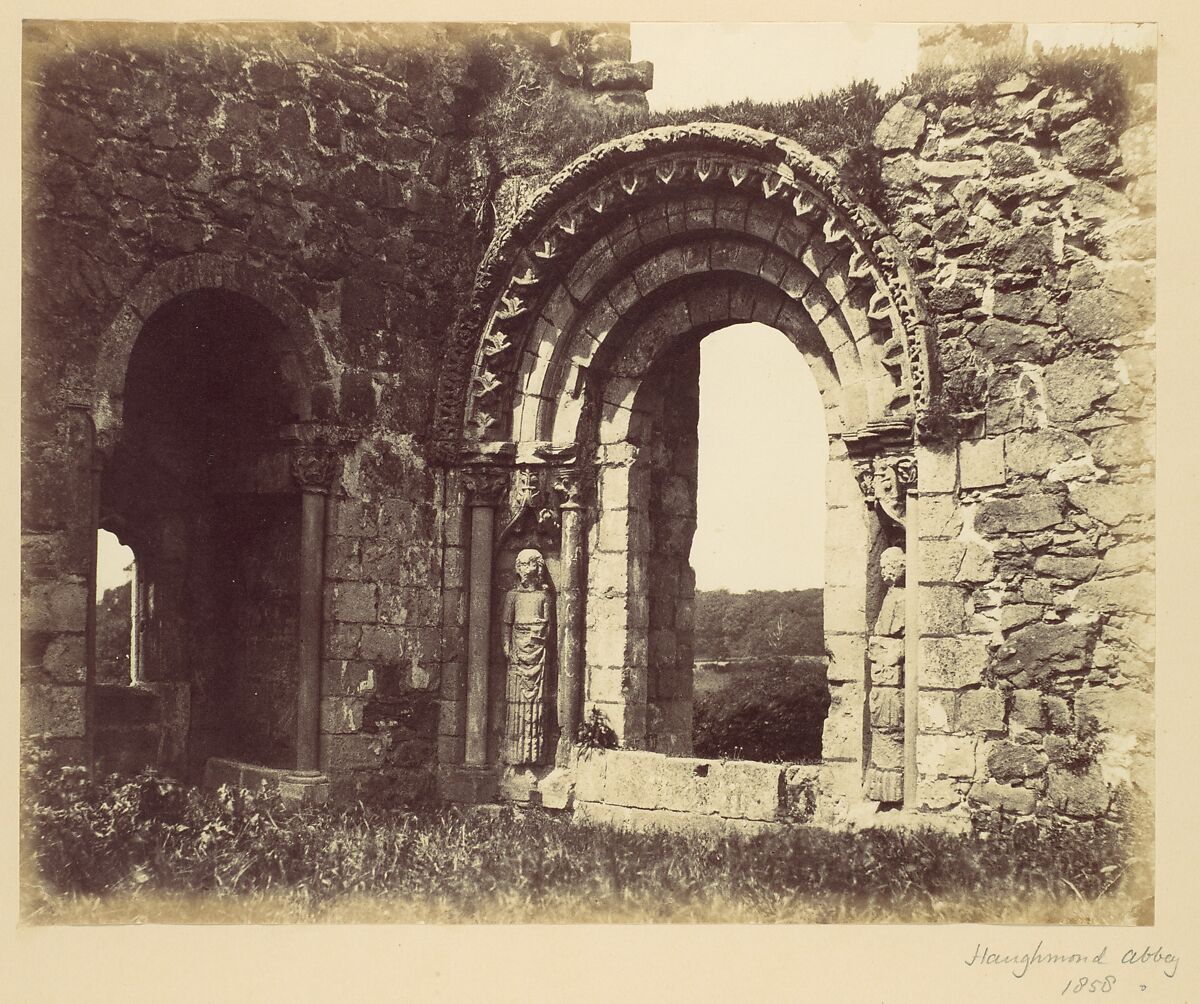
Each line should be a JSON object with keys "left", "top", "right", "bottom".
{"left": 874, "top": 96, "right": 927, "bottom": 151}
{"left": 1128, "top": 173, "right": 1156, "bottom": 210}
{"left": 967, "top": 317, "right": 1052, "bottom": 363}
{"left": 957, "top": 688, "right": 1006, "bottom": 732}
{"left": 41, "top": 634, "right": 87, "bottom": 683}
{"left": 1071, "top": 178, "right": 1133, "bottom": 224}
{"left": 921, "top": 637, "right": 989, "bottom": 689}
{"left": 24, "top": 581, "right": 89, "bottom": 634}
{"left": 976, "top": 491, "right": 1064, "bottom": 535}
{"left": 958, "top": 437, "right": 1006, "bottom": 489}
{"left": 917, "top": 158, "right": 983, "bottom": 180}
{"left": 1118, "top": 122, "right": 1156, "bottom": 177}
{"left": 1043, "top": 355, "right": 1118, "bottom": 423}
{"left": 972, "top": 780, "right": 1036, "bottom": 814}
{"left": 918, "top": 539, "right": 966, "bottom": 581}
{"left": 940, "top": 104, "right": 975, "bottom": 131}
{"left": 720, "top": 760, "right": 784, "bottom": 821}
{"left": 1047, "top": 767, "right": 1110, "bottom": 818}
{"left": 23, "top": 683, "right": 85, "bottom": 737}
{"left": 915, "top": 445, "right": 957, "bottom": 494}
{"left": 920, "top": 584, "right": 967, "bottom": 634}
{"left": 1009, "top": 689, "right": 1044, "bottom": 729}
{"left": 1000, "top": 603, "right": 1043, "bottom": 632}
{"left": 994, "top": 71, "right": 1031, "bottom": 96}
{"left": 1033, "top": 555, "right": 1098, "bottom": 581}
{"left": 587, "top": 60, "right": 653, "bottom": 92}
{"left": 1005, "top": 428, "right": 1089, "bottom": 477}
{"left": 992, "top": 286, "right": 1056, "bottom": 325}
{"left": 986, "top": 225, "right": 1053, "bottom": 274}
{"left": 1059, "top": 117, "right": 1115, "bottom": 173}
{"left": 1069, "top": 482, "right": 1150, "bottom": 527}
{"left": 918, "top": 734, "right": 977, "bottom": 779}
{"left": 986, "top": 739, "right": 1046, "bottom": 780}
{"left": 986, "top": 141, "right": 1036, "bottom": 177}
{"left": 1075, "top": 686, "right": 1153, "bottom": 740}
{"left": 1063, "top": 287, "right": 1146, "bottom": 343}
{"left": 919, "top": 690, "right": 954, "bottom": 732}
{"left": 1110, "top": 219, "right": 1156, "bottom": 261}
{"left": 993, "top": 622, "right": 1091, "bottom": 683}
{"left": 330, "top": 581, "right": 377, "bottom": 623}
{"left": 320, "top": 696, "right": 365, "bottom": 734}
{"left": 602, "top": 750, "right": 663, "bottom": 809}
{"left": 826, "top": 634, "right": 866, "bottom": 683}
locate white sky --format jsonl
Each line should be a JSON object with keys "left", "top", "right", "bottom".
{"left": 693, "top": 326, "right": 826, "bottom": 591}
{"left": 97, "top": 530, "right": 135, "bottom": 596}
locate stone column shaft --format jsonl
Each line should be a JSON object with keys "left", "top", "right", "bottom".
{"left": 903, "top": 494, "right": 921, "bottom": 806}
{"left": 555, "top": 502, "right": 586, "bottom": 766}
{"left": 291, "top": 444, "right": 339, "bottom": 774}
{"left": 465, "top": 503, "right": 495, "bottom": 766}
{"left": 296, "top": 488, "right": 326, "bottom": 772}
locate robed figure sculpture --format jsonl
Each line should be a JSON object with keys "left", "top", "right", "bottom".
{"left": 501, "top": 548, "right": 553, "bottom": 765}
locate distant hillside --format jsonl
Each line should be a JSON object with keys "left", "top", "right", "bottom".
{"left": 694, "top": 588, "right": 823, "bottom": 660}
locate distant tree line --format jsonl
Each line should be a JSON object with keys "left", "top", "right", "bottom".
{"left": 694, "top": 588, "right": 823, "bottom": 660}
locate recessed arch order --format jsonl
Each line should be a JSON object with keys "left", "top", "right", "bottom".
{"left": 438, "top": 123, "right": 942, "bottom": 803}
{"left": 434, "top": 122, "right": 939, "bottom": 459}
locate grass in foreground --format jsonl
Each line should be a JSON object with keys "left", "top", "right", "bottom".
{"left": 21, "top": 758, "right": 1153, "bottom": 925}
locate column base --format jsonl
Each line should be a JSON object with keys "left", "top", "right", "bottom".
{"left": 203, "top": 757, "right": 330, "bottom": 805}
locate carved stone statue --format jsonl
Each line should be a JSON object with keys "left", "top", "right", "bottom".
{"left": 866, "top": 545, "right": 906, "bottom": 803}
{"left": 502, "top": 548, "right": 553, "bottom": 765}
{"left": 875, "top": 546, "right": 906, "bottom": 636}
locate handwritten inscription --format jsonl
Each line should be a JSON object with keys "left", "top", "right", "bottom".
{"left": 964, "top": 942, "right": 1180, "bottom": 981}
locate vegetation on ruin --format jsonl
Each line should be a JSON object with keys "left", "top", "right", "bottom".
{"left": 22, "top": 750, "right": 1152, "bottom": 925}
{"left": 909, "top": 44, "right": 1157, "bottom": 129}
{"left": 692, "top": 656, "right": 829, "bottom": 764}
{"left": 471, "top": 34, "right": 1155, "bottom": 228}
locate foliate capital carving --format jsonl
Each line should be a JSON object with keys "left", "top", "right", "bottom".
{"left": 462, "top": 467, "right": 509, "bottom": 506}
{"left": 552, "top": 467, "right": 593, "bottom": 510}
{"left": 291, "top": 446, "right": 340, "bottom": 492}
{"left": 855, "top": 454, "right": 916, "bottom": 528}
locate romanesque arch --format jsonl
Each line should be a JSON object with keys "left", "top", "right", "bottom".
{"left": 93, "top": 252, "right": 336, "bottom": 444}
{"left": 86, "top": 254, "right": 342, "bottom": 792}
{"left": 437, "top": 124, "right": 940, "bottom": 809}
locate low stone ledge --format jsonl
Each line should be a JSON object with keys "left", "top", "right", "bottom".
{"left": 572, "top": 748, "right": 790, "bottom": 822}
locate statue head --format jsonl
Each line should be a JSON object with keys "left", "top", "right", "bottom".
{"left": 515, "top": 548, "right": 545, "bottom": 587}
{"left": 880, "top": 546, "right": 906, "bottom": 586}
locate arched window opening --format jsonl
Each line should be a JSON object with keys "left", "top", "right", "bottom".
{"left": 99, "top": 290, "right": 304, "bottom": 777}
{"left": 642, "top": 323, "right": 832, "bottom": 760}
{"left": 95, "top": 529, "right": 138, "bottom": 685}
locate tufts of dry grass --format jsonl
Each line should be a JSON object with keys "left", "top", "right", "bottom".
{"left": 22, "top": 758, "right": 1153, "bottom": 926}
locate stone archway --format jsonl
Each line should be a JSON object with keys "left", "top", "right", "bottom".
{"left": 86, "top": 258, "right": 343, "bottom": 797}
{"left": 93, "top": 253, "right": 336, "bottom": 446}
{"left": 437, "top": 123, "right": 939, "bottom": 812}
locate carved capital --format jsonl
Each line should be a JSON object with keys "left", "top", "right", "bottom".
{"left": 552, "top": 467, "right": 593, "bottom": 510}
{"left": 291, "top": 446, "right": 340, "bottom": 492}
{"left": 855, "top": 454, "right": 916, "bottom": 528}
{"left": 462, "top": 467, "right": 509, "bottom": 507}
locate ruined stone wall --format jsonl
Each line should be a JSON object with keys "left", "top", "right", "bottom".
{"left": 878, "top": 65, "right": 1156, "bottom": 824}
{"left": 23, "top": 21, "right": 1155, "bottom": 826}
{"left": 21, "top": 20, "right": 650, "bottom": 800}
